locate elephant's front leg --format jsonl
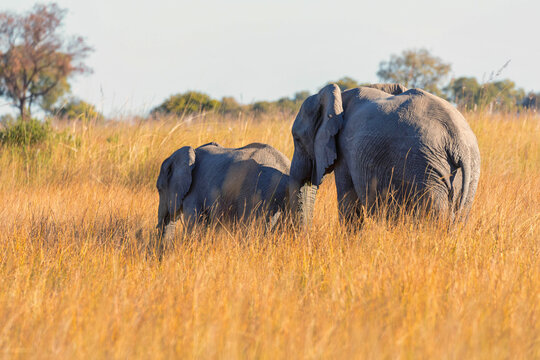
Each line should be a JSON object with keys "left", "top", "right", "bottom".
{"left": 181, "top": 198, "right": 206, "bottom": 235}
{"left": 335, "top": 161, "right": 362, "bottom": 226}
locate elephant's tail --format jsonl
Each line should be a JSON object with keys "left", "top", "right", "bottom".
{"left": 445, "top": 145, "right": 470, "bottom": 220}
{"left": 453, "top": 145, "right": 471, "bottom": 219}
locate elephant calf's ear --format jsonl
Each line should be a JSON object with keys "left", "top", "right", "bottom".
{"left": 157, "top": 158, "right": 173, "bottom": 190}
{"left": 313, "top": 84, "right": 344, "bottom": 186}
{"left": 168, "top": 147, "right": 196, "bottom": 210}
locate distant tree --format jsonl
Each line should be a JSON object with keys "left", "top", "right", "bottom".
{"left": 251, "top": 101, "right": 275, "bottom": 114}
{"left": 377, "top": 48, "right": 451, "bottom": 95}
{"left": 151, "top": 91, "right": 221, "bottom": 116}
{"left": 293, "top": 90, "right": 310, "bottom": 102}
{"left": 220, "top": 96, "right": 242, "bottom": 114}
{"left": 445, "top": 77, "right": 525, "bottom": 111}
{"left": 53, "top": 98, "right": 102, "bottom": 121}
{"left": 40, "top": 76, "right": 70, "bottom": 113}
{"left": 0, "top": 3, "right": 91, "bottom": 121}
{"left": 277, "top": 97, "right": 295, "bottom": 110}
{"left": 330, "top": 77, "right": 361, "bottom": 91}
{"left": 484, "top": 79, "right": 524, "bottom": 111}
{"left": 252, "top": 92, "right": 313, "bottom": 115}
{"left": 445, "top": 77, "right": 482, "bottom": 110}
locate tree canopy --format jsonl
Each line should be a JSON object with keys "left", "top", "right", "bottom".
{"left": 0, "top": 3, "right": 91, "bottom": 121}
{"left": 330, "top": 77, "right": 361, "bottom": 91}
{"left": 377, "top": 48, "right": 451, "bottom": 96}
{"left": 445, "top": 77, "right": 525, "bottom": 111}
{"left": 151, "top": 91, "right": 221, "bottom": 116}
{"left": 52, "top": 97, "right": 102, "bottom": 121}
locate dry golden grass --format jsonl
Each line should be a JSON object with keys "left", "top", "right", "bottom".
{"left": 0, "top": 111, "right": 539, "bottom": 359}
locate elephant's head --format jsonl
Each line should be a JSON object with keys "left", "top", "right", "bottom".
{"left": 156, "top": 146, "right": 196, "bottom": 233}
{"left": 289, "top": 84, "right": 344, "bottom": 227}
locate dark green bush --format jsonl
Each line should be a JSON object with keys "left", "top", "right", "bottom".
{"left": 52, "top": 98, "right": 103, "bottom": 122}
{"left": 0, "top": 117, "right": 51, "bottom": 146}
{"left": 151, "top": 91, "right": 221, "bottom": 116}
{"left": 220, "top": 96, "right": 243, "bottom": 114}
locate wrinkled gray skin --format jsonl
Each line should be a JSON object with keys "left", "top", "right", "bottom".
{"left": 289, "top": 83, "right": 481, "bottom": 226}
{"left": 156, "top": 142, "right": 290, "bottom": 236}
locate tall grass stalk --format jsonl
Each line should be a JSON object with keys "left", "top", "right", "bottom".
{"left": 0, "top": 111, "right": 538, "bottom": 358}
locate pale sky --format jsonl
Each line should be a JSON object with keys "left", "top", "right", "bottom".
{"left": 1, "top": 0, "right": 538, "bottom": 117}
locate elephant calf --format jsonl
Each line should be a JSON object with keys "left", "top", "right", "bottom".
{"left": 156, "top": 142, "right": 290, "bottom": 236}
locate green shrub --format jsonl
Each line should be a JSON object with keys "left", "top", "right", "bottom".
{"left": 251, "top": 101, "right": 275, "bottom": 113}
{"left": 220, "top": 96, "right": 243, "bottom": 114}
{"left": 53, "top": 98, "right": 103, "bottom": 122}
{"left": 151, "top": 91, "right": 221, "bottom": 116}
{"left": 0, "top": 117, "right": 51, "bottom": 146}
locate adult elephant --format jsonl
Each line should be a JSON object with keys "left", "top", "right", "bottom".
{"left": 156, "top": 142, "right": 290, "bottom": 237}
{"left": 289, "top": 83, "right": 480, "bottom": 226}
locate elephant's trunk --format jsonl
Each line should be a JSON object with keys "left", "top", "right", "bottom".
{"left": 296, "top": 182, "right": 318, "bottom": 228}
{"left": 289, "top": 148, "right": 318, "bottom": 228}
{"left": 156, "top": 194, "right": 171, "bottom": 238}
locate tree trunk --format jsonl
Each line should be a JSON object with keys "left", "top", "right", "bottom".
{"left": 19, "top": 98, "right": 27, "bottom": 122}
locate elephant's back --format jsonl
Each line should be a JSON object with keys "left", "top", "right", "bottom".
{"left": 194, "top": 143, "right": 290, "bottom": 217}
{"left": 346, "top": 88, "right": 476, "bottom": 150}
{"left": 229, "top": 143, "right": 290, "bottom": 206}
{"left": 379, "top": 89, "right": 476, "bottom": 143}
{"left": 231, "top": 142, "right": 291, "bottom": 175}
{"left": 218, "top": 158, "right": 288, "bottom": 217}
{"left": 194, "top": 142, "right": 290, "bottom": 185}
{"left": 345, "top": 90, "right": 460, "bottom": 175}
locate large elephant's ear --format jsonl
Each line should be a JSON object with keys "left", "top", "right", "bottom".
{"left": 313, "top": 84, "right": 344, "bottom": 186}
{"left": 167, "top": 146, "right": 196, "bottom": 214}
{"left": 365, "top": 83, "right": 407, "bottom": 95}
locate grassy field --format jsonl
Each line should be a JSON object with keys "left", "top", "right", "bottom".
{"left": 0, "top": 111, "right": 538, "bottom": 359}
